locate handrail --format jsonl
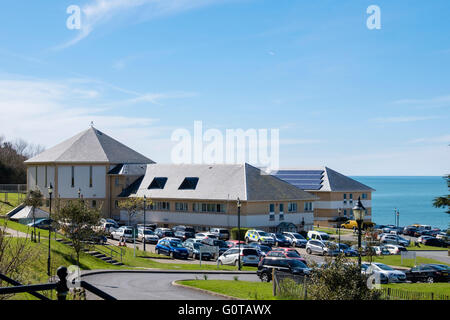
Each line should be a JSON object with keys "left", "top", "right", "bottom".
{"left": 95, "top": 244, "right": 123, "bottom": 262}
{"left": 0, "top": 273, "right": 51, "bottom": 300}
{"left": 80, "top": 281, "right": 116, "bottom": 300}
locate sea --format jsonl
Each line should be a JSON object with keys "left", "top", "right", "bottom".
{"left": 351, "top": 176, "right": 449, "bottom": 230}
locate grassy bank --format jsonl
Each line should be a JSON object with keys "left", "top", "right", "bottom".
{"left": 0, "top": 192, "right": 23, "bottom": 216}
{"left": 177, "top": 280, "right": 274, "bottom": 300}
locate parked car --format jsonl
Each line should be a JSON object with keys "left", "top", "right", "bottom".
{"left": 384, "top": 244, "right": 407, "bottom": 255}
{"left": 183, "top": 238, "right": 203, "bottom": 246}
{"left": 27, "top": 218, "right": 53, "bottom": 230}
{"left": 184, "top": 242, "right": 213, "bottom": 260}
{"left": 380, "top": 234, "right": 410, "bottom": 247}
{"left": 110, "top": 226, "right": 135, "bottom": 242}
{"left": 209, "top": 228, "right": 230, "bottom": 240}
{"left": 337, "top": 243, "right": 358, "bottom": 257}
{"left": 137, "top": 228, "right": 159, "bottom": 244}
{"left": 245, "top": 230, "right": 275, "bottom": 245}
{"left": 201, "top": 238, "right": 229, "bottom": 256}
{"left": 265, "top": 250, "right": 307, "bottom": 265}
{"left": 257, "top": 258, "right": 310, "bottom": 282}
{"left": 283, "top": 232, "right": 308, "bottom": 247}
{"left": 267, "top": 233, "right": 291, "bottom": 247}
{"left": 307, "top": 230, "right": 330, "bottom": 242}
{"left": 366, "top": 262, "right": 407, "bottom": 283}
{"left": 306, "top": 240, "right": 340, "bottom": 256}
{"left": 100, "top": 218, "right": 119, "bottom": 228}
{"left": 172, "top": 225, "right": 196, "bottom": 241}
{"left": 436, "top": 232, "right": 448, "bottom": 241}
{"left": 101, "top": 222, "right": 118, "bottom": 235}
{"left": 417, "top": 235, "right": 434, "bottom": 244}
{"left": 372, "top": 246, "right": 390, "bottom": 256}
{"left": 225, "top": 240, "right": 245, "bottom": 248}
{"left": 154, "top": 228, "right": 175, "bottom": 239}
{"left": 403, "top": 226, "right": 418, "bottom": 236}
{"left": 217, "top": 247, "right": 260, "bottom": 266}
{"left": 247, "top": 242, "right": 272, "bottom": 257}
{"left": 88, "top": 234, "right": 107, "bottom": 244}
{"left": 136, "top": 223, "right": 157, "bottom": 231}
{"left": 405, "top": 264, "right": 450, "bottom": 283}
{"left": 422, "top": 237, "right": 446, "bottom": 247}
{"left": 195, "top": 232, "right": 217, "bottom": 240}
{"left": 155, "top": 239, "right": 189, "bottom": 259}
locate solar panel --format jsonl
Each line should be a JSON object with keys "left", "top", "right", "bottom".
{"left": 272, "top": 170, "right": 324, "bottom": 190}
{"left": 274, "top": 170, "right": 324, "bottom": 175}
{"left": 274, "top": 174, "right": 323, "bottom": 180}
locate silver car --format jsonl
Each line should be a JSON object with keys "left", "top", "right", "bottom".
{"left": 380, "top": 234, "right": 410, "bottom": 247}
{"left": 217, "top": 247, "right": 260, "bottom": 266}
{"left": 306, "top": 240, "right": 340, "bottom": 256}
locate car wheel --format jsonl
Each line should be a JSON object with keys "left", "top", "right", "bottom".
{"left": 306, "top": 248, "right": 312, "bottom": 255}
{"left": 426, "top": 277, "right": 434, "bottom": 283}
{"left": 157, "top": 249, "right": 161, "bottom": 255}
{"left": 170, "top": 252, "right": 175, "bottom": 259}
{"left": 245, "top": 238, "right": 249, "bottom": 244}
{"left": 260, "top": 273, "right": 270, "bottom": 282}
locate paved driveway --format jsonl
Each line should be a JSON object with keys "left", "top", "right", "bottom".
{"left": 82, "top": 271, "right": 259, "bottom": 300}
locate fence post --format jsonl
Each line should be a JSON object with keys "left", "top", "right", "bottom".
{"left": 272, "top": 269, "right": 276, "bottom": 296}
{"left": 431, "top": 292, "right": 434, "bottom": 300}
{"left": 303, "top": 275, "right": 307, "bottom": 300}
{"left": 55, "top": 266, "right": 69, "bottom": 301}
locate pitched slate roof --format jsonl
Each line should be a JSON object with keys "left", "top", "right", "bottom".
{"left": 25, "top": 127, "right": 154, "bottom": 164}
{"left": 271, "top": 167, "right": 375, "bottom": 192}
{"left": 121, "top": 163, "right": 318, "bottom": 201}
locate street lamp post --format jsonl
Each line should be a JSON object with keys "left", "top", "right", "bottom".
{"left": 47, "top": 183, "right": 53, "bottom": 277}
{"left": 78, "top": 188, "right": 81, "bottom": 199}
{"left": 143, "top": 195, "right": 146, "bottom": 252}
{"left": 353, "top": 197, "right": 366, "bottom": 271}
{"left": 337, "top": 208, "right": 341, "bottom": 248}
{"left": 237, "top": 197, "right": 241, "bottom": 271}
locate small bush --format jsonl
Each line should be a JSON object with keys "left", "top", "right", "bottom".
{"left": 230, "top": 228, "right": 250, "bottom": 240}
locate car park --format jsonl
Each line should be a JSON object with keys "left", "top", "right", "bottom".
{"left": 137, "top": 228, "right": 159, "bottom": 244}
{"left": 372, "top": 246, "right": 390, "bottom": 256}
{"left": 306, "top": 240, "right": 340, "bottom": 256}
{"left": 136, "top": 223, "right": 157, "bottom": 231}
{"left": 337, "top": 243, "right": 358, "bottom": 257}
{"left": 184, "top": 242, "right": 213, "bottom": 260}
{"left": 307, "top": 231, "right": 330, "bottom": 242}
{"left": 155, "top": 239, "right": 189, "bottom": 259}
{"left": 247, "top": 242, "right": 272, "bottom": 257}
{"left": 380, "top": 234, "right": 410, "bottom": 247}
{"left": 172, "top": 225, "right": 196, "bottom": 241}
{"left": 201, "top": 238, "right": 229, "bottom": 256}
{"left": 245, "top": 230, "right": 275, "bottom": 245}
{"left": 217, "top": 247, "right": 260, "bottom": 266}
{"left": 417, "top": 235, "right": 433, "bottom": 244}
{"left": 405, "top": 264, "right": 450, "bottom": 283}
{"left": 154, "top": 228, "right": 175, "bottom": 239}
{"left": 266, "top": 250, "right": 307, "bottom": 265}
{"left": 268, "top": 233, "right": 292, "bottom": 247}
{"left": 403, "top": 226, "right": 418, "bottom": 236}
{"left": 283, "top": 232, "right": 308, "bottom": 247}
{"left": 110, "top": 226, "right": 135, "bottom": 242}
{"left": 195, "top": 232, "right": 217, "bottom": 240}
{"left": 384, "top": 244, "right": 407, "bottom": 255}
{"left": 183, "top": 238, "right": 203, "bottom": 246}
{"left": 209, "top": 228, "right": 230, "bottom": 240}
{"left": 257, "top": 258, "right": 310, "bottom": 282}
{"left": 225, "top": 240, "right": 245, "bottom": 248}
{"left": 365, "top": 262, "right": 407, "bottom": 283}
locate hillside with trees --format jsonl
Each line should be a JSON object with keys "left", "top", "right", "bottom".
{"left": 0, "top": 136, "right": 45, "bottom": 184}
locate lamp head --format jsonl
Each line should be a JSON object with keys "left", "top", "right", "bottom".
{"left": 48, "top": 183, "right": 53, "bottom": 195}
{"left": 352, "top": 197, "right": 366, "bottom": 222}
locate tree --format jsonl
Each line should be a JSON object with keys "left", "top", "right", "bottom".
{"left": 118, "top": 197, "right": 145, "bottom": 226}
{"left": 433, "top": 174, "right": 450, "bottom": 214}
{"left": 23, "top": 189, "right": 43, "bottom": 242}
{"left": 307, "top": 255, "right": 382, "bottom": 300}
{"left": 53, "top": 200, "right": 101, "bottom": 265}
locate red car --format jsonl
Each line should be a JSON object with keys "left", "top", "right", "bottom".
{"left": 225, "top": 240, "right": 246, "bottom": 248}
{"left": 265, "top": 250, "right": 307, "bottom": 265}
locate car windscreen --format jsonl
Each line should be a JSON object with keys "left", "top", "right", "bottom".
{"left": 293, "top": 234, "right": 305, "bottom": 239}
{"left": 143, "top": 230, "right": 154, "bottom": 235}
{"left": 185, "top": 228, "right": 196, "bottom": 233}
{"left": 375, "top": 263, "right": 393, "bottom": 271}
{"left": 275, "top": 234, "right": 287, "bottom": 239}
{"left": 288, "top": 260, "right": 307, "bottom": 269}
{"left": 214, "top": 240, "right": 228, "bottom": 247}
{"left": 170, "top": 242, "right": 184, "bottom": 248}
{"left": 164, "top": 231, "right": 175, "bottom": 237}
{"left": 242, "top": 249, "right": 258, "bottom": 256}
{"left": 257, "top": 231, "right": 269, "bottom": 237}
{"left": 219, "top": 230, "right": 229, "bottom": 234}
{"left": 320, "top": 234, "right": 330, "bottom": 240}
{"left": 123, "top": 229, "right": 132, "bottom": 234}
{"left": 193, "top": 243, "right": 203, "bottom": 249}
{"left": 286, "top": 251, "right": 301, "bottom": 258}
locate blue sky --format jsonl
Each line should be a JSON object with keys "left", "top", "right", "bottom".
{"left": 0, "top": 0, "right": 449, "bottom": 175}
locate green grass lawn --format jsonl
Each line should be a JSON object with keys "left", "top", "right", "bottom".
{"left": 0, "top": 218, "right": 63, "bottom": 240}
{"left": 0, "top": 192, "right": 24, "bottom": 216}
{"left": 313, "top": 226, "right": 353, "bottom": 235}
{"left": 407, "top": 244, "right": 448, "bottom": 251}
{"left": 382, "top": 283, "right": 450, "bottom": 299}
{"left": 177, "top": 280, "right": 275, "bottom": 300}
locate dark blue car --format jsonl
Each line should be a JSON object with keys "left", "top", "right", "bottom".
{"left": 338, "top": 243, "right": 358, "bottom": 257}
{"left": 271, "top": 233, "right": 292, "bottom": 247}
{"left": 156, "top": 239, "right": 189, "bottom": 259}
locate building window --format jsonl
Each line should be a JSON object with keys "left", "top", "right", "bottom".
{"left": 193, "top": 203, "right": 200, "bottom": 212}
{"left": 269, "top": 204, "right": 275, "bottom": 213}
{"left": 114, "top": 200, "right": 119, "bottom": 209}
{"left": 115, "top": 177, "right": 119, "bottom": 186}
{"left": 175, "top": 202, "right": 188, "bottom": 211}
{"left": 343, "top": 209, "right": 347, "bottom": 216}
{"left": 279, "top": 203, "right": 284, "bottom": 213}
{"left": 362, "top": 193, "right": 367, "bottom": 199}
{"left": 201, "top": 203, "right": 207, "bottom": 212}
{"left": 89, "top": 166, "right": 93, "bottom": 188}
{"left": 71, "top": 166, "right": 74, "bottom": 187}
{"left": 343, "top": 193, "right": 346, "bottom": 199}
{"left": 92, "top": 200, "right": 97, "bottom": 208}
{"left": 288, "top": 202, "right": 297, "bottom": 213}
{"left": 304, "top": 202, "right": 313, "bottom": 212}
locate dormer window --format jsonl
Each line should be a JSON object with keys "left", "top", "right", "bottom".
{"left": 148, "top": 177, "right": 168, "bottom": 189}
{"left": 178, "top": 177, "right": 199, "bottom": 190}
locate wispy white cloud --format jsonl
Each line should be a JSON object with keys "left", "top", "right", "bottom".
{"left": 57, "top": 0, "right": 230, "bottom": 49}
{"left": 393, "top": 94, "right": 450, "bottom": 109}
{"left": 280, "top": 138, "right": 323, "bottom": 145}
{"left": 407, "top": 134, "right": 450, "bottom": 144}
{"left": 371, "top": 116, "right": 439, "bottom": 123}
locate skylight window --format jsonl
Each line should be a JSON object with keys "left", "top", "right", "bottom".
{"left": 148, "top": 177, "right": 168, "bottom": 189}
{"left": 178, "top": 177, "right": 199, "bottom": 190}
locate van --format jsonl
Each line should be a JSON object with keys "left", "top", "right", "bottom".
{"left": 307, "top": 230, "right": 330, "bottom": 241}
{"left": 341, "top": 220, "right": 375, "bottom": 230}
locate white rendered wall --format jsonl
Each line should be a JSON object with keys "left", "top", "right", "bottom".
{"left": 57, "top": 165, "right": 106, "bottom": 198}
{"left": 27, "top": 166, "right": 55, "bottom": 198}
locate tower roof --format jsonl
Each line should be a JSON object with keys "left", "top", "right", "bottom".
{"left": 25, "top": 127, "right": 154, "bottom": 164}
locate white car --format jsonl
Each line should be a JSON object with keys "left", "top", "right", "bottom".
{"left": 137, "top": 228, "right": 159, "bottom": 244}
{"left": 417, "top": 235, "right": 433, "bottom": 244}
{"left": 217, "top": 247, "right": 260, "bottom": 266}
{"left": 384, "top": 244, "right": 408, "bottom": 255}
{"left": 372, "top": 246, "right": 390, "bottom": 256}
{"left": 195, "top": 232, "right": 217, "bottom": 240}
{"left": 366, "top": 262, "right": 407, "bottom": 283}
{"left": 283, "top": 232, "right": 307, "bottom": 247}
{"left": 110, "top": 226, "right": 134, "bottom": 242}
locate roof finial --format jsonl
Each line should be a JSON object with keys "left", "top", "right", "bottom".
{"left": 90, "top": 121, "right": 94, "bottom": 128}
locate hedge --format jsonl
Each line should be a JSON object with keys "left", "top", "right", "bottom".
{"left": 230, "top": 227, "right": 250, "bottom": 240}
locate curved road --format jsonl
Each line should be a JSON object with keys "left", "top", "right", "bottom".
{"left": 82, "top": 272, "right": 259, "bottom": 300}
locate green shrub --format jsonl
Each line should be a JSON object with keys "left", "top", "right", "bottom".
{"left": 230, "top": 228, "right": 250, "bottom": 240}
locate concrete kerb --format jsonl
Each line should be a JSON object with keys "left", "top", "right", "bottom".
{"left": 81, "top": 269, "right": 256, "bottom": 278}
{"left": 171, "top": 280, "right": 241, "bottom": 300}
